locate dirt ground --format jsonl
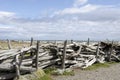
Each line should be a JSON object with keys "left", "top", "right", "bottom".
{"left": 52, "top": 63, "right": 120, "bottom": 80}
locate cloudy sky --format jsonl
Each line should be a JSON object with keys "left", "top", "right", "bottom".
{"left": 0, "top": 0, "right": 120, "bottom": 40}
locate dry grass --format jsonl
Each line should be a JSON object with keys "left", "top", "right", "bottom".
{"left": 0, "top": 40, "right": 31, "bottom": 50}
{"left": 83, "top": 62, "right": 118, "bottom": 70}
{"left": 18, "top": 69, "right": 52, "bottom": 80}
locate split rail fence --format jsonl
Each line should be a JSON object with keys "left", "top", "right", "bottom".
{"left": 0, "top": 38, "right": 120, "bottom": 79}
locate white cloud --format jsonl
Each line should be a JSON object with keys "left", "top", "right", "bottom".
{"left": 0, "top": 2, "right": 120, "bottom": 40}
{"left": 53, "top": 0, "right": 114, "bottom": 16}
{"left": 0, "top": 14, "right": 120, "bottom": 40}
{"left": 54, "top": 4, "right": 100, "bottom": 15}
{"left": 0, "top": 11, "right": 15, "bottom": 18}
{"left": 73, "top": 0, "right": 88, "bottom": 7}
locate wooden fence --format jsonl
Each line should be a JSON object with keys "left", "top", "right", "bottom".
{"left": 0, "top": 38, "right": 120, "bottom": 79}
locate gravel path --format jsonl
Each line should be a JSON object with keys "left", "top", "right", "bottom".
{"left": 52, "top": 63, "right": 120, "bottom": 80}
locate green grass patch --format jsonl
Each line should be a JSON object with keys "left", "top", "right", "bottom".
{"left": 44, "top": 68, "right": 74, "bottom": 76}
{"left": 83, "top": 61, "right": 118, "bottom": 70}
{"left": 37, "top": 74, "right": 52, "bottom": 80}
{"left": 18, "top": 69, "right": 53, "bottom": 80}
{"left": 51, "top": 69, "right": 74, "bottom": 76}
{"left": 44, "top": 67, "right": 57, "bottom": 74}
{"left": 24, "top": 53, "right": 31, "bottom": 57}
{"left": 62, "top": 70, "right": 74, "bottom": 76}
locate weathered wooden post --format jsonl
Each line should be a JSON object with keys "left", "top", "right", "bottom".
{"left": 108, "top": 41, "right": 113, "bottom": 62}
{"left": 35, "top": 40, "right": 40, "bottom": 70}
{"left": 96, "top": 42, "right": 100, "bottom": 62}
{"left": 19, "top": 52, "right": 24, "bottom": 65}
{"left": 54, "top": 40, "right": 57, "bottom": 46}
{"left": 71, "top": 40, "right": 73, "bottom": 44}
{"left": 32, "top": 54, "right": 35, "bottom": 67}
{"left": 7, "top": 39, "right": 12, "bottom": 49}
{"left": 14, "top": 54, "right": 20, "bottom": 79}
{"left": 30, "top": 37, "right": 33, "bottom": 46}
{"left": 87, "top": 38, "right": 90, "bottom": 45}
{"left": 30, "top": 37, "right": 34, "bottom": 56}
{"left": 62, "top": 40, "right": 67, "bottom": 69}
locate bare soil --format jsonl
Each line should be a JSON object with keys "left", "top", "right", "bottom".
{"left": 52, "top": 63, "right": 120, "bottom": 80}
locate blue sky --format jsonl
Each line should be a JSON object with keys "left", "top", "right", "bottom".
{"left": 0, "top": 0, "right": 120, "bottom": 40}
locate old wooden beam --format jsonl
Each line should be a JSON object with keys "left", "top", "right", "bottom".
{"left": 0, "top": 46, "right": 35, "bottom": 61}
{"left": 7, "top": 39, "right": 12, "bottom": 49}
{"left": 108, "top": 41, "right": 113, "bottom": 62}
{"left": 0, "top": 63, "right": 36, "bottom": 72}
{"left": 14, "top": 54, "right": 20, "bottom": 79}
{"left": 30, "top": 37, "right": 33, "bottom": 46}
{"left": 30, "top": 37, "right": 34, "bottom": 56}
{"left": 35, "top": 40, "right": 40, "bottom": 70}
{"left": 96, "top": 42, "right": 100, "bottom": 62}
{"left": 87, "top": 38, "right": 90, "bottom": 45}
{"left": 71, "top": 40, "right": 73, "bottom": 44}
{"left": 0, "top": 73, "right": 16, "bottom": 80}
{"left": 62, "top": 40, "right": 67, "bottom": 69}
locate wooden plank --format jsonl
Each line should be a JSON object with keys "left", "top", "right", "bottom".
{"left": 0, "top": 63, "right": 36, "bottom": 72}
{"left": 0, "top": 50, "right": 13, "bottom": 54}
{"left": 82, "top": 57, "right": 96, "bottom": 68}
{"left": 0, "top": 49, "right": 18, "bottom": 57}
{"left": 22, "top": 56, "right": 56, "bottom": 66}
{"left": 0, "top": 52, "right": 18, "bottom": 61}
{"left": 38, "top": 51, "right": 48, "bottom": 57}
{"left": 111, "top": 54, "right": 120, "bottom": 61}
{"left": 39, "top": 59, "right": 60, "bottom": 68}
{"left": 0, "top": 46, "right": 35, "bottom": 61}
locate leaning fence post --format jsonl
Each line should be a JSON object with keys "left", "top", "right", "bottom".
{"left": 71, "top": 40, "right": 73, "bottom": 44}
{"left": 96, "top": 42, "right": 100, "bottom": 62}
{"left": 30, "top": 37, "right": 33, "bottom": 46}
{"left": 108, "top": 41, "right": 113, "bottom": 62}
{"left": 35, "top": 40, "right": 39, "bottom": 70}
{"left": 7, "top": 39, "right": 12, "bottom": 49}
{"left": 30, "top": 37, "right": 34, "bottom": 56}
{"left": 54, "top": 40, "right": 57, "bottom": 46}
{"left": 87, "top": 38, "right": 90, "bottom": 45}
{"left": 62, "top": 40, "right": 67, "bottom": 69}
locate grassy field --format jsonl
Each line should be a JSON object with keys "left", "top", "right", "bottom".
{"left": 83, "top": 62, "right": 118, "bottom": 70}
{"left": 0, "top": 40, "right": 31, "bottom": 50}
